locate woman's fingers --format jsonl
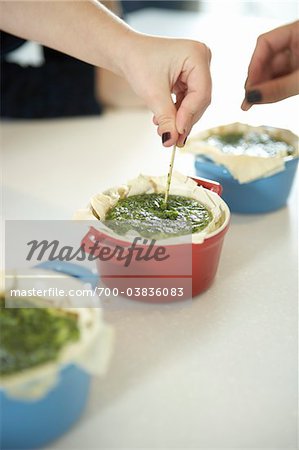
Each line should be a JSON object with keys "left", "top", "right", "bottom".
{"left": 152, "top": 79, "right": 211, "bottom": 148}
{"left": 149, "top": 89, "right": 179, "bottom": 147}
{"left": 241, "top": 69, "right": 299, "bottom": 110}
{"left": 152, "top": 115, "right": 158, "bottom": 126}
{"left": 124, "top": 36, "right": 212, "bottom": 147}
{"left": 176, "top": 88, "right": 211, "bottom": 137}
{"left": 175, "top": 54, "right": 212, "bottom": 144}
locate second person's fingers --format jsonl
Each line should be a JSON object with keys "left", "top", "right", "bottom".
{"left": 241, "top": 69, "right": 299, "bottom": 109}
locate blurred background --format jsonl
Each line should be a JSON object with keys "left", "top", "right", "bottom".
{"left": 2, "top": 0, "right": 298, "bottom": 119}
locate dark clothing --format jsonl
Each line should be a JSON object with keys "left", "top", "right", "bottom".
{"left": 0, "top": 32, "right": 101, "bottom": 119}
{"left": 122, "top": 1, "right": 200, "bottom": 14}
{"left": 0, "top": 1, "right": 198, "bottom": 118}
{"left": 0, "top": 32, "right": 26, "bottom": 57}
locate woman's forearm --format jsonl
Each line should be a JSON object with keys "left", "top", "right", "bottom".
{"left": 0, "top": 0, "right": 134, "bottom": 76}
{"left": 0, "top": 1, "right": 213, "bottom": 146}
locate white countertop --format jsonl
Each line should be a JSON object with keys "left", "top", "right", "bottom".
{"left": 1, "top": 10, "right": 298, "bottom": 450}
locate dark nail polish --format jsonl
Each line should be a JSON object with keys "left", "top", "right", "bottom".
{"left": 183, "top": 137, "right": 187, "bottom": 146}
{"left": 246, "top": 90, "right": 262, "bottom": 103}
{"left": 162, "top": 132, "right": 171, "bottom": 144}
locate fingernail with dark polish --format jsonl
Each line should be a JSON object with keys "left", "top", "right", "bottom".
{"left": 162, "top": 132, "right": 171, "bottom": 144}
{"left": 183, "top": 137, "right": 187, "bottom": 146}
{"left": 246, "top": 90, "right": 262, "bottom": 103}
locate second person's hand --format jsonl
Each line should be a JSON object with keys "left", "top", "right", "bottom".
{"left": 241, "top": 21, "right": 299, "bottom": 110}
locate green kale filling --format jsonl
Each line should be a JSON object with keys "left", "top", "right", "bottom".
{"left": 205, "top": 131, "right": 294, "bottom": 157}
{"left": 0, "top": 298, "right": 80, "bottom": 376}
{"left": 105, "top": 193, "right": 212, "bottom": 239}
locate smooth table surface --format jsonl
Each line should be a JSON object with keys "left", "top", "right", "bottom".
{"left": 1, "top": 10, "right": 298, "bottom": 450}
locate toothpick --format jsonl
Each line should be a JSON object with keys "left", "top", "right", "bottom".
{"left": 164, "top": 144, "right": 176, "bottom": 206}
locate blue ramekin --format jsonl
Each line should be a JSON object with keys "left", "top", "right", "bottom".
{"left": 0, "top": 364, "right": 90, "bottom": 449}
{"left": 0, "top": 262, "right": 100, "bottom": 450}
{"left": 195, "top": 155, "right": 298, "bottom": 214}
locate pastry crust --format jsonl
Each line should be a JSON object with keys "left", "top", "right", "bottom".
{"left": 74, "top": 172, "right": 230, "bottom": 244}
{"left": 185, "top": 123, "right": 299, "bottom": 183}
{"left": 0, "top": 271, "right": 113, "bottom": 399}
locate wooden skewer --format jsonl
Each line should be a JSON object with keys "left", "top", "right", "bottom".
{"left": 164, "top": 144, "right": 176, "bottom": 206}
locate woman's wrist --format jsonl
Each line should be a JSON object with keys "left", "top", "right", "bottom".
{"left": 111, "top": 28, "right": 141, "bottom": 78}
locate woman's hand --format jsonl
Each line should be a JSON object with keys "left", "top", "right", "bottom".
{"left": 241, "top": 21, "right": 299, "bottom": 110}
{"left": 0, "top": 1, "right": 212, "bottom": 146}
{"left": 122, "top": 34, "right": 212, "bottom": 147}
